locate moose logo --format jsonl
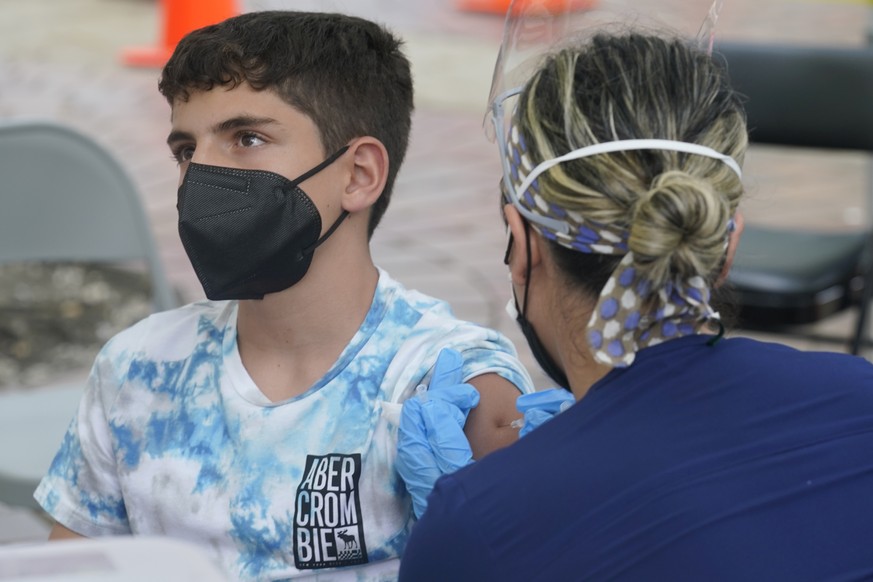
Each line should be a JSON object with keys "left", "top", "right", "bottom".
{"left": 293, "top": 454, "right": 368, "bottom": 570}
{"left": 335, "top": 529, "right": 360, "bottom": 559}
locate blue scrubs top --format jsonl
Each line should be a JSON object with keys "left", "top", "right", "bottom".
{"left": 400, "top": 335, "right": 873, "bottom": 581}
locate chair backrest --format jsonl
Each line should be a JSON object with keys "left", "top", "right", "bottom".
{"left": 0, "top": 119, "right": 176, "bottom": 311}
{"left": 714, "top": 42, "right": 873, "bottom": 340}
{"left": 713, "top": 42, "right": 873, "bottom": 152}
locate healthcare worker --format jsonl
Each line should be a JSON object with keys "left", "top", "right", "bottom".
{"left": 397, "top": 2, "right": 873, "bottom": 579}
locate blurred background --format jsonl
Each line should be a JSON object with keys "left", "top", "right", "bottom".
{"left": 0, "top": 0, "right": 871, "bottom": 542}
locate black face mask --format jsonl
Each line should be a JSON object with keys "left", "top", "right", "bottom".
{"left": 177, "top": 146, "right": 349, "bottom": 301}
{"left": 505, "top": 222, "right": 571, "bottom": 390}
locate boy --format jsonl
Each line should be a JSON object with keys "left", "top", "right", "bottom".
{"left": 34, "top": 11, "right": 532, "bottom": 581}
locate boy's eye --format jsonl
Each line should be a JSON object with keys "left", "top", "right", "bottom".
{"left": 171, "top": 145, "right": 195, "bottom": 164}
{"left": 238, "top": 133, "right": 265, "bottom": 148}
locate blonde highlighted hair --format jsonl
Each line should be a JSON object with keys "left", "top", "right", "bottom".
{"left": 518, "top": 32, "right": 748, "bottom": 294}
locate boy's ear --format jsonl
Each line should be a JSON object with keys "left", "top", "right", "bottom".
{"left": 342, "top": 137, "right": 388, "bottom": 213}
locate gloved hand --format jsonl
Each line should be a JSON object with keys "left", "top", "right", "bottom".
{"left": 397, "top": 348, "right": 480, "bottom": 519}
{"left": 515, "top": 388, "right": 575, "bottom": 438}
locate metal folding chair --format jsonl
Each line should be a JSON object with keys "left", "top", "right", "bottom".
{"left": 0, "top": 119, "right": 177, "bottom": 510}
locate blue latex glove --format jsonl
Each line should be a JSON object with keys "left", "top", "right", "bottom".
{"left": 397, "top": 348, "right": 480, "bottom": 518}
{"left": 515, "top": 388, "right": 575, "bottom": 438}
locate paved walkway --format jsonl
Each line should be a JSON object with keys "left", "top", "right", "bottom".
{"left": 0, "top": 0, "right": 871, "bottom": 541}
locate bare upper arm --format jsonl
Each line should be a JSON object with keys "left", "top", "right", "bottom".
{"left": 464, "top": 373, "right": 523, "bottom": 459}
{"left": 49, "top": 523, "right": 87, "bottom": 541}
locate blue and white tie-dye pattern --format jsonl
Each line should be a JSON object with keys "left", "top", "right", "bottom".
{"left": 34, "top": 269, "right": 533, "bottom": 581}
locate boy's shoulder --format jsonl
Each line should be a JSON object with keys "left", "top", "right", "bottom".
{"left": 376, "top": 269, "right": 451, "bottom": 313}
{"left": 375, "top": 269, "right": 489, "bottom": 339}
{"left": 102, "top": 300, "right": 235, "bottom": 362}
{"left": 375, "top": 269, "right": 533, "bottom": 398}
{"left": 376, "top": 266, "right": 518, "bottom": 338}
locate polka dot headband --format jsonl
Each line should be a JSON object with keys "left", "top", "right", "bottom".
{"left": 503, "top": 122, "right": 742, "bottom": 367}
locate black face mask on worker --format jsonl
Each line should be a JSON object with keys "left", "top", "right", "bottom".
{"left": 177, "top": 146, "right": 349, "bottom": 301}
{"left": 505, "top": 223, "right": 571, "bottom": 391}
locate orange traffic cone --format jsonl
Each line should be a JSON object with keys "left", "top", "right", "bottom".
{"left": 122, "top": 0, "right": 239, "bottom": 68}
{"left": 456, "top": 0, "right": 596, "bottom": 15}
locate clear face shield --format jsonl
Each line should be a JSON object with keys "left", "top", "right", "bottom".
{"left": 486, "top": 0, "right": 728, "bottom": 233}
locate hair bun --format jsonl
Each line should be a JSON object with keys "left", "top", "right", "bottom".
{"left": 628, "top": 170, "right": 730, "bottom": 288}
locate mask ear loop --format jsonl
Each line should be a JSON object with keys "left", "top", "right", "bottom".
{"left": 295, "top": 144, "right": 352, "bottom": 258}
{"left": 706, "top": 320, "right": 726, "bottom": 346}
{"left": 300, "top": 210, "right": 350, "bottom": 259}
{"left": 521, "top": 219, "right": 533, "bottom": 319}
{"left": 289, "top": 145, "right": 350, "bottom": 187}
{"left": 502, "top": 219, "right": 533, "bottom": 318}
{"left": 504, "top": 232, "right": 514, "bottom": 266}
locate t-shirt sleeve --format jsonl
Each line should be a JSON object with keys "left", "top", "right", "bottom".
{"left": 33, "top": 344, "right": 131, "bottom": 536}
{"left": 456, "top": 342, "right": 534, "bottom": 396}
{"left": 399, "top": 473, "right": 495, "bottom": 581}
{"left": 386, "top": 320, "right": 535, "bottom": 404}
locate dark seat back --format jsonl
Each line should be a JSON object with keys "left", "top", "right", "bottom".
{"left": 713, "top": 42, "right": 873, "bottom": 349}
{"left": 714, "top": 42, "right": 873, "bottom": 152}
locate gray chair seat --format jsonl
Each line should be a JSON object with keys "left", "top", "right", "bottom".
{"left": 729, "top": 227, "right": 867, "bottom": 324}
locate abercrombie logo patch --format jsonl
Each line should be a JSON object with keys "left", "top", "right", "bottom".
{"left": 294, "top": 454, "right": 368, "bottom": 570}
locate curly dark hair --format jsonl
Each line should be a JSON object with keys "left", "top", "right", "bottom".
{"left": 159, "top": 11, "right": 415, "bottom": 237}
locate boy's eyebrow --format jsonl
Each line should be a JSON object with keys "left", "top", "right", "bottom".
{"left": 166, "top": 115, "right": 280, "bottom": 145}
{"left": 166, "top": 129, "right": 193, "bottom": 146}
{"left": 213, "top": 115, "right": 279, "bottom": 134}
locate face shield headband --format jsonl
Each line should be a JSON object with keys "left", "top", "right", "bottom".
{"left": 498, "top": 108, "right": 743, "bottom": 368}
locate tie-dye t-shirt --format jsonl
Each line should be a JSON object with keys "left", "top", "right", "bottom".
{"left": 34, "top": 269, "right": 533, "bottom": 581}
